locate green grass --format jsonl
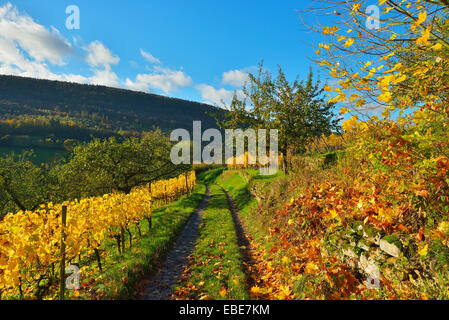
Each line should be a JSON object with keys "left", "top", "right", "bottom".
{"left": 215, "top": 169, "right": 283, "bottom": 248}
{"left": 74, "top": 184, "right": 207, "bottom": 299}
{"left": 0, "top": 146, "right": 68, "bottom": 165}
{"left": 174, "top": 184, "right": 249, "bottom": 300}
{"left": 197, "top": 167, "right": 225, "bottom": 184}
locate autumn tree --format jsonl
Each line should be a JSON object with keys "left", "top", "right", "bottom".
{"left": 0, "top": 152, "right": 50, "bottom": 217}
{"left": 218, "top": 64, "right": 339, "bottom": 173}
{"left": 305, "top": 0, "right": 449, "bottom": 234}
{"left": 59, "top": 131, "right": 188, "bottom": 198}
{"left": 302, "top": 0, "right": 449, "bottom": 122}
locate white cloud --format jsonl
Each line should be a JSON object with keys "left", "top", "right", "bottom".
{"left": 85, "top": 40, "right": 120, "bottom": 68}
{"left": 0, "top": 36, "right": 30, "bottom": 69}
{"left": 83, "top": 41, "right": 120, "bottom": 87}
{"left": 0, "top": 57, "right": 89, "bottom": 84}
{"left": 125, "top": 76, "right": 150, "bottom": 92}
{"left": 0, "top": 2, "right": 73, "bottom": 66}
{"left": 222, "top": 69, "right": 250, "bottom": 88}
{"left": 140, "top": 49, "right": 161, "bottom": 64}
{"left": 0, "top": 3, "right": 121, "bottom": 88}
{"left": 89, "top": 68, "right": 120, "bottom": 87}
{"left": 126, "top": 66, "right": 192, "bottom": 94}
{"left": 196, "top": 84, "right": 243, "bottom": 106}
{"left": 0, "top": 3, "right": 236, "bottom": 98}
{"left": 0, "top": 35, "right": 87, "bottom": 83}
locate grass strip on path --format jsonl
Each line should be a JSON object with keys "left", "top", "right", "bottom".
{"left": 217, "top": 169, "right": 282, "bottom": 247}
{"left": 173, "top": 184, "right": 249, "bottom": 300}
{"left": 215, "top": 169, "right": 295, "bottom": 300}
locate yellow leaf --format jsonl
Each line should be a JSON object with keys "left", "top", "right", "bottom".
{"left": 413, "top": 11, "right": 427, "bottom": 31}
{"left": 281, "top": 256, "right": 291, "bottom": 265}
{"left": 438, "top": 221, "right": 449, "bottom": 234}
{"left": 418, "top": 244, "right": 428, "bottom": 257}
{"left": 339, "top": 107, "right": 350, "bottom": 114}
{"left": 278, "top": 285, "right": 292, "bottom": 299}
{"left": 251, "top": 286, "right": 262, "bottom": 295}
{"left": 344, "top": 38, "right": 354, "bottom": 48}
{"left": 305, "top": 261, "right": 320, "bottom": 274}
{"left": 342, "top": 115, "right": 359, "bottom": 131}
{"left": 431, "top": 43, "right": 442, "bottom": 51}
{"left": 329, "top": 209, "right": 338, "bottom": 219}
{"left": 319, "top": 60, "right": 332, "bottom": 67}
{"left": 349, "top": 94, "right": 358, "bottom": 102}
{"left": 414, "top": 189, "right": 429, "bottom": 197}
{"left": 416, "top": 28, "right": 430, "bottom": 46}
{"left": 352, "top": 3, "right": 361, "bottom": 13}
{"left": 322, "top": 26, "right": 339, "bottom": 35}
{"left": 378, "top": 91, "right": 392, "bottom": 103}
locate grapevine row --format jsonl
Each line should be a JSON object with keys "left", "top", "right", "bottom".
{"left": 0, "top": 171, "right": 196, "bottom": 298}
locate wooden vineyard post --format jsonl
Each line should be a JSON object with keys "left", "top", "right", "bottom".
{"left": 59, "top": 205, "right": 67, "bottom": 300}
{"left": 147, "top": 215, "right": 152, "bottom": 230}
{"left": 148, "top": 183, "right": 153, "bottom": 230}
{"left": 115, "top": 235, "right": 121, "bottom": 254}
{"left": 164, "top": 185, "right": 168, "bottom": 204}
{"left": 121, "top": 226, "right": 125, "bottom": 252}
{"left": 185, "top": 172, "right": 189, "bottom": 194}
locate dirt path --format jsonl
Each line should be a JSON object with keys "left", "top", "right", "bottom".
{"left": 136, "top": 185, "right": 211, "bottom": 300}
{"left": 219, "top": 186, "right": 265, "bottom": 297}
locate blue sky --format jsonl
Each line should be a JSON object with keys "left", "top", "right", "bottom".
{"left": 0, "top": 0, "right": 328, "bottom": 106}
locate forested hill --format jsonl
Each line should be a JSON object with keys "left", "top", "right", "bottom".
{"left": 0, "top": 75, "right": 223, "bottom": 137}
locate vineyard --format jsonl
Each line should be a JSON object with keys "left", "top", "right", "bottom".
{"left": 0, "top": 171, "right": 195, "bottom": 299}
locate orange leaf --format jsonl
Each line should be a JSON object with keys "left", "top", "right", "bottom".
{"left": 219, "top": 287, "right": 227, "bottom": 297}
{"left": 416, "top": 227, "right": 425, "bottom": 242}
{"left": 414, "top": 189, "right": 429, "bottom": 198}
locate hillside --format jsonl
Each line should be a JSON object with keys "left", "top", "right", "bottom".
{"left": 0, "top": 75, "right": 223, "bottom": 158}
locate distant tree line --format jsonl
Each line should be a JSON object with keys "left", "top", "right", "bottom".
{"left": 0, "top": 75, "right": 224, "bottom": 135}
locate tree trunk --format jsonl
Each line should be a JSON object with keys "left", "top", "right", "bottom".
{"left": 281, "top": 145, "right": 289, "bottom": 175}
{"left": 2, "top": 183, "right": 27, "bottom": 211}
{"left": 115, "top": 235, "right": 121, "bottom": 254}
{"left": 94, "top": 248, "right": 102, "bottom": 272}
{"left": 126, "top": 228, "right": 132, "bottom": 247}
{"left": 120, "top": 227, "right": 125, "bottom": 252}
